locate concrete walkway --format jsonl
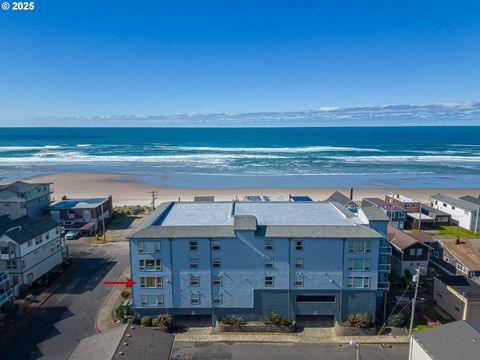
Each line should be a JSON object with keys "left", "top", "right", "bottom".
{"left": 173, "top": 327, "right": 409, "bottom": 344}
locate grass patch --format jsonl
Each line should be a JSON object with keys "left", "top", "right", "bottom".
{"left": 413, "top": 324, "right": 431, "bottom": 332}
{"left": 433, "top": 226, "right": 479, "bottom": 239}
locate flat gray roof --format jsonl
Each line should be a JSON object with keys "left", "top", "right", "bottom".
{"left": 412, "top": 320, "right": 480, "bottom": 360}
{"left": 131, "top": 201, "right": 383, "bottom": 239}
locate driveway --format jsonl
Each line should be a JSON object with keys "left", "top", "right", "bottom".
{"left": 172, "top": 342, "right": 409, "bottom": 360}
{"left": 0, "top": 242, "right": 129, "bottom": 360}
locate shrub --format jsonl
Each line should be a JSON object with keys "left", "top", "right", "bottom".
{"left": 114, "top": 304, "right": 125, "bottom": 320}
{"left": 387, "top": 313, "right": 406, "bottom": 327}
{"left": 128, "top": 317, "right": 141, "bottom": 325}
{"left": 347, "top": 313, "right": 372, "bottom": 328}
{"left": 260, "top": 316, "right": 271, "bottom": 325}
{"left": 270, "top": 313, "right": 282, "bottom": 325}
{"left": 280, "top": 317, "right": 291, "bottom": 326}
{"left": 155, "top": 313, "right": 172, "bottom": 329}
{"left": 1, "top": 300, "right": 15, "bottom": 312}
{"left": 141, "top": 316, "right": 152, "bottom": 327}
{"left": 18, "top": 284, "right": 30, "bottom": 299}
{"left": 222, "top": 315, "right": 246, "bottom": 326}
{"left": 120, "top": 289, "right": 130, "bottom": 299}
{"left": 152, "top": 317, "right": 160, "bottom": 327}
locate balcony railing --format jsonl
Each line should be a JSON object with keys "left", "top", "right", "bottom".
{"left": 0, "top": 272, "right": 9, "bottom": 285}
{"left": 379, "top": 245, "right": 392, "bottom": 255}
{"left": 378, "top": 263, "right": 392, "bottom": 272}
{"left": 377, "top": 281, "right": 390, "bottom": 291}
{"left": 0, "top": 287, "right": 14, "bottom": 307}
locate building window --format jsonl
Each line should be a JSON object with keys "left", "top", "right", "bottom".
{"left": 295, "top": 274, "right": 304, "bottom": 287}
{"left": 347, "top": 277, "right": 370, "bottom": 289}
{"left": 6, "top": 260, "right": 17, "bottom": 270}
{"left": 213, "top": 275, "right": 222, "bottom": 286}
{"left": 138, "top": 241, "right": 160, "bottom": 254}
{"left": 405, "top": 204, "right": 410, "bottom": 208}
{"left": 190, "top": 293, "right": 200, "bottom": 305}
{"left": 189, "top": 258, "right": 199, "bottom": 269}
{"left": 348, "top": 259, "right": 371, "bottom": 271}
{"left": 349, "top": 241, "right": 371, "bottom": 253}
{"left": 190, "top": 275, "right": 200, "bottom": 287}
{"left": 264, "top": 276, "right": 274, "bottom": 287}
{"left": 141, "top": 294, "right": 164, "bottom": 307}
{"left": 456, "top": 263, "right": 468, "bottom": 274}
{"left": 409, "top": 248, "right": 416, "bottom": 256}
{"left": 35, "top": 236, "right": 43, "bottom": 245}
{"left": 140, "top": 277, "right": 163, "bottom": 288}
{"left": 295, "top": 258, "right": 304, "bottom": 269}
{"left": 264, "top": 258, "right": 274, "bottom": 269}
{"left": 444, "top": 256, "right": 449, "bottom": 263}
{"left": 189, "top": 240, "right": 198, "bottom": 251}
{"left": 139, "top": 259, "right": 162, "bottom": 272}
{"left": 433, "top": 251, "right": 439, "bottom": 258}
{"left": 212, "top": 258, "right": 221, "bottom": 268}
{"left": 212, "top": 240, "right": 221, "bottom": 251}
{"left": 264, "top": 239, "right": 273, "bottom": 251}
{"left": 452, "top": 205, "right": 456, "bottom": 210}
{"left": 398, "top": 212, "right": 405, "bottom": 218}
{"left": 28, "top": 239, "right": 33, "bottom": 247}
{"left": 412, "top": 204, "right": 418, "bottom": 208}
{"left": 213, "top": 294, "right": 222, "bottom": 305}
{"left": 295, "top": 240, "right": 304, "bottom": 251}
{"left": 417, "top": 248, "right": 423, "bottom": 257}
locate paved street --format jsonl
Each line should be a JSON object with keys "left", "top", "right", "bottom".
{"left": 0, "top": 241, "right": 129, "bottom": 360}
{"left": 172, "top": 342, "right": 409, "bottom": 360}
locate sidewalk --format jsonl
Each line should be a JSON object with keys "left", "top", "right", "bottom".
{"left": 173, "top": 327, "right": 409, "bottom": 344}
{"left": 95, "top": 267, "right": 131, "bottom": 332}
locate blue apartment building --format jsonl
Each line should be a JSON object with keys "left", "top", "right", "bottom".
{"left": 129, "top": 201, "right": 391, "bottom": 326}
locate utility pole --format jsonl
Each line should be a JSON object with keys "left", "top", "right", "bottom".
{"left": 409, "top": 267, "right": 421, "bottom": 336}
{"left": 149, "top": 191, "right": 158, "bottom": 210}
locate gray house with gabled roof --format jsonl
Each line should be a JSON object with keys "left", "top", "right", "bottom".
{"left": 326, "top": 191, "right": 358, "bottom": 213}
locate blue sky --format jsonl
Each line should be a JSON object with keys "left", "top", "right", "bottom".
{"left": 1, "top": 0, "right": 480, "bottom": 122}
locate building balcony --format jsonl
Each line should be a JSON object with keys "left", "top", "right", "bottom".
{"left": 379, "top": 245, "right": 392, "bottom": 255}
{"left": 0, "top": 287, "right": 15, "bottom": 307}
{"left": 0, "top": 272, "right": 9, "bottom": 286}
{"left": 378, "top": 263, "right": 391, "bottom": 272}
{"left": 377, "top": 281, "right": 390, "bottom": 291}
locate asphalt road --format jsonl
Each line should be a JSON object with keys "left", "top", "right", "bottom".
{"left": 1, "top": 241, "right": 129, "bottom": 360}
{"left": 172, "top": 342, "right": 409, "bottom": 360}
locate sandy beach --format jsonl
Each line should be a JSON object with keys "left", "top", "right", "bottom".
{"left": 18, "top": 172, "right": 480, "bottom": 207}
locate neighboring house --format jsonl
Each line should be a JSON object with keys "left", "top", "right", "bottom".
{"left": 430, "top": 238, "right": 480, "bottom": 278}
{"left": 289, "top": 195, "right": 313, "bottom": 202}
{"left": 68, "top": 324, "right": 174, "bottom": 360}
{"left": 0, "top": 215, "right": 63, "bottom": 289}
{"left": 362, "top": 198, "right": 407, "bottom": 229}
{"left": 434, "top": 276, "right": 480, "bottom": 323}
{"left": 129, "top": 201, "right": 391, "bottom": 326}
{"left": 408, "top": 204, "right": 451, "bottom": 229}
{"left": 326, "top": 191, "right": 358, "bottom": 213}
{"left": 50, "top": 196, "right": 113, "bottom": 236}
{"left": 387, "top": 225, "right": 430, "bottom": 277}
{"left": 430, "top": 193, "right": 480, "bottom": 232}
{"left": 385, "top": 193, "right": 421, "bottom": 213}
{"left": 0, "top": 181, "right": 53, "bottom": 220}
{"left": 409, "top": 320, "right": 480, "bottom": 360}
{"left": 193, "top": 196, "right": 215, "bottom": 202}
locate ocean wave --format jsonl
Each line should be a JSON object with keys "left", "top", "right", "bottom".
{"left": 162, "top": 145, "right": 382, "bottom": 153}
{"left": 325, "top": 155, "right": 480, "bottom": 163}
{"left": 0, "top": 145, "right": 62, "bottom": 152}
{"left": 0, "top": 152, "right": 287, "bottom": 164}
{"left": 76, "top": 144, "right": 92, "bottom": 147}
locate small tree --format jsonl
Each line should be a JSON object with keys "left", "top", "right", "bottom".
{"left": 270, "top": 313, "right": 282, "bottom": 325}
{"left": 155, "top": 313, "right": 172, "bottom": 329}
{"left": 141, "top": 316, "right": 152, "bottom": 327}
{"left": 387, "top": 313, "right": 406, "bottom": 327}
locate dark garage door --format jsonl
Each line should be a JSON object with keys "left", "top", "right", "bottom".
{"left": 295, "top": 315, "right": 335, "bottom": 328}
{"left": 174, "top": 315, "right": 212, "bottom": 327}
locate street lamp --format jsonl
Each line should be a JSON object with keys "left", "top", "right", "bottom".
{"left": 349, "top": 339, "right": 360, "bottom": 360}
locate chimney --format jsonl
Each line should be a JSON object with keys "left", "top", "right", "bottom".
{"left": 349, "top": 188, "right": 353, "bottom": 200}
{"left": 61, "top": 195, "right": 67, "bottom": 201}
{"left": 455, "top": 237, "right": 461, "bottom": 245}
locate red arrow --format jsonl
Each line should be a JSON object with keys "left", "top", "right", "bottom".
{"left": 103, "top": 279, "right": 136, "bottom": 287}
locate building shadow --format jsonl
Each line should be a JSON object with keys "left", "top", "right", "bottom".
{"left": 0, "top": 306, "right": 74, "bottom": 360}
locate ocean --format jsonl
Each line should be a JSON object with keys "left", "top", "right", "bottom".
{"left": 1, "top": 127, "right": 480, "bottom": 188}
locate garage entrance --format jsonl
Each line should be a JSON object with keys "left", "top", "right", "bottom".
{"left": 174, "top": 315, "right": 212, "bottom": 327}
{"left": 295, "top": 315, "right": 335, "bottom": 328}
